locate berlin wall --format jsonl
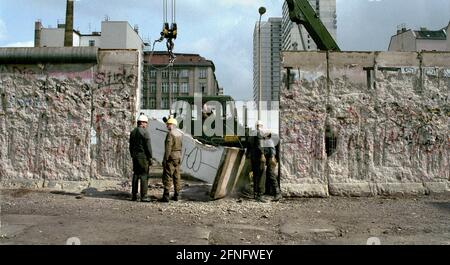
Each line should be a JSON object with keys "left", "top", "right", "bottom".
{"left": 0, "top": 48, "right": 139, "bottom": 191}
{"left": 280, "top": 51, "right": 449, "bottom": 197}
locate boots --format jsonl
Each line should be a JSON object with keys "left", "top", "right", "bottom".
{"left": 159, "top": 189, "right": 170, "bottom": 203}
{"left": 172, "top": 192, "right": 180, "bottom": 201}
{"left": 272, "top": 187, "right": 282, "bottom": 202}
{"left": 255, "top": 193, "right": 268, "bottom": 203}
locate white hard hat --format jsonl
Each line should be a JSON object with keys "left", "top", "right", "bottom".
{"left": 137, "top": 115, "right": 149, "bottom": 123}
{"left": 256, "top": 120, "right": 264, "bottom": 127}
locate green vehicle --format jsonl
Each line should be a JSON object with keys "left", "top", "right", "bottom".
{"left": 173, "top": 95, "right": 249, "bottom": 148}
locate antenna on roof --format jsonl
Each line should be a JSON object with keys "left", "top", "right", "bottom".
{"left": 104, "top": 15, "right": 110, "bottom": 21}
{"left": 397, "top": 23, "right": 407, "bottom": 34}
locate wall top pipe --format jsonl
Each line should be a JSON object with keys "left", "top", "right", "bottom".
{"left": 0, "top": 47, "right": 99, "bottom": 64}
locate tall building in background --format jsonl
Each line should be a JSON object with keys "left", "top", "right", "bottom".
{"left": 253, "top": 17, "right": 282, "bottom": 110}
{"left": 253, "top": 1, "right": 337, "bottom": 112}
{"left": 282, "top": 0, "right": 337, "bottom": 51}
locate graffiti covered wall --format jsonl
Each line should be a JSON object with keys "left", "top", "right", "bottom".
{"left": 0, "top": 50, "right": 139, "bottom": 190}
{"left": 281, "top": 51, "right": 449, "bottom": 197}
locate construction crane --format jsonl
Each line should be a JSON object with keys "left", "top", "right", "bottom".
{"left": 156, "top": 0, "right": 177, "bottom": 63}
{"left": 285, "top": 0, "right": 340, "bottom": 51}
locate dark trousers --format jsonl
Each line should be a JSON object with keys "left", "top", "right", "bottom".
{"left": 251, "top": 158, "right": 265, "bottom": 196}
{"left": 264, "top": 155, "right": 280, "bottom": 195}
{"left": 132, "top": 158, "right": 149, "bottom": 198}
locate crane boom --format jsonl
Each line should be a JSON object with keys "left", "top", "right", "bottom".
{"left": 286, "top": 0, "right": 340, "bottom": 51}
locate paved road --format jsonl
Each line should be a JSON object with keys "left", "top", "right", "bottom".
{"left": 1, "top": 184, "right": 449, "bottom": 245}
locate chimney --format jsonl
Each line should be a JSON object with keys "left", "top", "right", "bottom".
{"left": 64, "top": 0, "right": 74, "bottom": 47}
{"left": 34, "top": 20, "right": 42, "bottom": 47}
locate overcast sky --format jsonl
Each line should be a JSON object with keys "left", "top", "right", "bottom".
{"left": 0, "top": 0, "right": 449, "bottom": 100}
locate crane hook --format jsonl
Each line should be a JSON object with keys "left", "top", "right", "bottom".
{"left": 159, "top": 0, "right": 177, "bottom": 64}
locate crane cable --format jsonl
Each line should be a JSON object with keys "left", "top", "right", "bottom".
{"left": 146, "top": 0, "right": 177, "bottom": 114}
{"left": 148, "top": 0, "right": 177, "bottom": 71}
{"left": 173, "top": 0, "right": 176, "bottom": 23}
{"left": 163, "top": 0, "right": 167, "bottom": 23}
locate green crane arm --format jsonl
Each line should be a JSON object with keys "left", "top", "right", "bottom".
{"left": 286, "top": 0, "right": 340, "bottom": 51}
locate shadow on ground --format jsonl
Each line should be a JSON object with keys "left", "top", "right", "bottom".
{"left": 180, "top": 184, "right": 213, "bottom": 202}
{"left": 51, "top": 189, "right": 135, "bottom": 201}
{"left": 429, "top": 202, "right": 450, "bottom": 213}
{"left": 49, "top": 183, "right": 214, "bottom": 203}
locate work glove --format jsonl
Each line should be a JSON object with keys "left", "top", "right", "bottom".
{"left": 269, "top": 157, "right": 277, "bottom": 167}
{"left": 260, "top": 154, "right": 266, "bottom": 163}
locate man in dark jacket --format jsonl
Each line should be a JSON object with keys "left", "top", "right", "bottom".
{"left": 129, "top": 114, "right": 153, "bottom": 202}
{"left": 246, "top": 120, "right": 266, "bottom": 202}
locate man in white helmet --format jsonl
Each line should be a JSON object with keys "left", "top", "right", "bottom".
{"left": 160, "top": 117, "right": 183, "bottom": 202}
{"left": 129, "top": 114, "right": 153, "bottom": 202}
{"left": 260, "top": 124, "right": 282, "bottom": 202}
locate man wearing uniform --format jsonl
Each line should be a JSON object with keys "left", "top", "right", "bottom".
{"left": 129, "top": 114, "right": 153, "bottom": 202}
{"left": 160, "top": 117, "right": 183, "bottom": 203}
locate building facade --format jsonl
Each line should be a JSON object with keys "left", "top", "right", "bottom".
{"left": 388, "top": 23, "right": 450, "bottom": 52}
{"left": 35, "top": 20, "right": 147, "bottom": 113}
{"left": 142, "top": 52, "right": 220, "bottom": 110}
{"left": 253, "top": 17, "right": 282, "bottom": 110}
{"left": 282, "top": 0, "right": 337, "bottom": 51}
{"left": 35, "top": 20, "right": 144, "bottom": 51}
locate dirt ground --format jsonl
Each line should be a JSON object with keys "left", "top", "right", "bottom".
{"left": 1, "top": 178, "right": 450, "bottom": 245}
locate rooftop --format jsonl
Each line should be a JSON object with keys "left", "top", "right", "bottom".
{"left": 414, "top": 30, "right": 446, "bottom": 40}
{"left": 144, "top": 51, "right": 215, "bottom": 69}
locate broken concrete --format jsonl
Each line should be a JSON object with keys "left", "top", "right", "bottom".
{"left": 281, "top": 51, "right": 449, "bottom": 197}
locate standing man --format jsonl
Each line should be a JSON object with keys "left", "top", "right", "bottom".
{"left": 246, "top": 120, "right": 266, "bottom": 202}
{"left": 161, "top": 117, "right": 183, "bottom": 203}
{"left": 261, "top": 129, "right": 282, "bottom": 202}
{"left": 129, "top": 114, "right": 153, "bottom": 202}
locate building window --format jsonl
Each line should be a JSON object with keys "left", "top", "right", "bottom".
{"left": 149, "top": 99, "right": 156, "bottom": 109}
{"left": 200, "top": 82, "right": 207, "bottom": 94}
{"left": 141, "top": 97, "right": 148, "bottom": 109}
{"left": 181, "top": 83, "right": 189, "bottom": 94}
{"left": 180, "top": 69, "right": 189, "bottom": 78}
{"left": 172, "top": 83, "right": 178, "bottom": 93}
{"left": 150, "top": 70, "right": 157, "bottom": 78}
{"left": 199, "top": 69, "right": 207, "bottom": 79}
{"left": 162, "top": 70, "right": 169, "bottom": 79}
{"left": 150, "top": 83, "right": 156, "bottom": 94}
{"left": 162, "top": 83, "right": 169, "bottom": 93}
{"left": 161, "top": 98, "right": 169, "bottom": 109}
{"left": 89, "top": 40, "right": 95, "bottom": 47}
{"left": 171, "top": 70, "right": 179, "bottom": 78}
